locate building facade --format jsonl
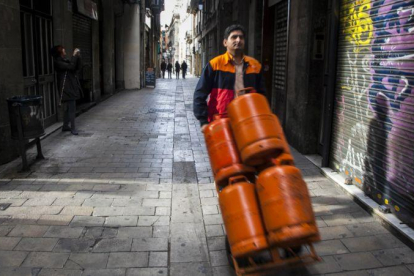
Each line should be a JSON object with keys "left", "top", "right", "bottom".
{"left": 166, "top": 13, "right": 180, "bottom": 65}
{"left": 0, "top": 0, "right": 163, "bottom": 165}
{"left": 179, "top": 9, "right": 193, "bottom": 73}
{"left": 185, "top": 0, "right": 263, "bottom": 74}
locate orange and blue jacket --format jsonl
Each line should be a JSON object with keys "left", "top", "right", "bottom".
{"left": 193, "top": 52, "right": 266, "bottom": 126}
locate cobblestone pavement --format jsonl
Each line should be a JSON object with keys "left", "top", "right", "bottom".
{"left": 0, "top": 78, "right": 414, "bottom": 276}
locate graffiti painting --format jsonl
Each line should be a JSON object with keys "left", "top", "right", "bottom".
{"left": 334, "top": 0, "right": 414, "bottom": 225}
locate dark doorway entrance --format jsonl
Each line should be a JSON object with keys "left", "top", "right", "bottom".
{"left": 20, "top": 0, "right": 57, "bottom": 128}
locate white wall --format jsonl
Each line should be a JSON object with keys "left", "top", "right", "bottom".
{"left": 179, "top": 13, "right": 191, "bottom": 63}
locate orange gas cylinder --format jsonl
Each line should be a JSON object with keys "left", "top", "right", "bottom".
{"left": 256, "top": 166, "right": 320, "bottom": 247}
{"left": 204, "top": 118, "right": 255, "bottom": 187}
{"left": 219, "top": 176, "right": 269, "bottom": 257}
{"left": 227, "top": 93, "right": 292, "bottom": 166}
{"left": 257, "top": 153, "right": 296, "bottom": 173}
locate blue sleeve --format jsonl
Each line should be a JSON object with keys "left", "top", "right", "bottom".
{"left": 193, "top": 62, "right": 215, "bottom": 126}
{"left": 256, "top": 68, "right": 266, "bottom": 95}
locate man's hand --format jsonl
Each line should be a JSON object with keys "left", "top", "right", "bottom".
{"left": 73, "top": 48, "right": 80, "bottom": 56}
{"left": 201, "top": 124, "right": 208, "bottom": 133}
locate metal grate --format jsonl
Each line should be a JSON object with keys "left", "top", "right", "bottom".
{"left": 271, "top": 0, "right": 289, "bottom": 123}
{"left": 272, "top": 0, "right": 288, "bottom": 91}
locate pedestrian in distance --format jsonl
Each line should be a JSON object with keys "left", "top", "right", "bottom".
{"left": 193, "top": 24, "right": 266, "bottom": 132}
{"left": 51, "top": 45, "right": 83, "bottom": 135}
{"left": 181, "top": 60, "right": 188, "bottom": 79}
{"left": 175, "top": 61, "right": 181, "bottom": 79}
{"left": 161, "top": 59, "right": 167, "bottom": 79}
{"left": 167, "top": 61, "right": 173, "bottom": 79}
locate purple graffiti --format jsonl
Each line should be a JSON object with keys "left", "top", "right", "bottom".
{"left": 369, "top": 0, "right": 414, "bottom": 196}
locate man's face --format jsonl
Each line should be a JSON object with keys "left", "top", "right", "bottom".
{"left": 223, "top": 30, "right": 245, "bottom": 52}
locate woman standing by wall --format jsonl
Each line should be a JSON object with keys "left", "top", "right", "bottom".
{"left": 51, "top": 46, "right": 83, "bottom": 135}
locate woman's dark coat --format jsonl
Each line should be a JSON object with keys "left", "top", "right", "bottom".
{"left": 175, "top": 62, "right": 181, "bottom": 72}
{"left": 54, "top": 56, "right": 82, "bottom": 102}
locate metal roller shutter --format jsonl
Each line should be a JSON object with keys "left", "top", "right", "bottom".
{"left": 73, "top": 13, "right": 92, "bottom": 64}
{"left": 73, "top": 12, "right": 92, "bottom": 102}
{"left": 331, "top": 0, "right": 414, "bottom": 226}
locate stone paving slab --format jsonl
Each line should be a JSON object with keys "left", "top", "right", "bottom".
{"left": 0, "top": 78, "right": 413, "bottom": 275}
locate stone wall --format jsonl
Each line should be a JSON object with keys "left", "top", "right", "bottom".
{"left": 0, "top": 1, "right": 24, "bottom": 164}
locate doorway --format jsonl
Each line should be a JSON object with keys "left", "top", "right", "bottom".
{"left": 20, "top": 0, "right": 57, "bottom": 127}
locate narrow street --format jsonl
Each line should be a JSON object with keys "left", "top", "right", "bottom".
{"left": 0, "top": 78, "right": 413, "bottom": 276}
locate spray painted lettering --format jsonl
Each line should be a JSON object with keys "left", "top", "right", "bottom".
{"left": 335, "top": 0, "right": 414, "bottom": 218}
{"left": 369, "top": 0, "right": 414, "bottom": 197}
{"left": 335, "top": 0, "right": 373, "bottom": 186}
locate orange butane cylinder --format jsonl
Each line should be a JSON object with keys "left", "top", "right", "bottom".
{"left": 219, "top": 176, "right": 269, "bottom": 257}
{"left": 227, "top": 93, "right": 292, "bottom": 166}
{"left": 204, "top": 118, "right": 255, "bottom": 187}
{"left": 256, "top": 166, "right": 320, "bottom": 247}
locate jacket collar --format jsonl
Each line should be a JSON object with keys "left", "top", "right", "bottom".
{"left": 224, "top": 51, "right": 246, "bottom": 65}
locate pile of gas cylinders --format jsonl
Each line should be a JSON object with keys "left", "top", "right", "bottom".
{"left": 203, "top": 91, "right": 320, "bottom": 272}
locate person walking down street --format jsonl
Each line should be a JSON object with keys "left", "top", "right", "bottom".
{"left": 167, "top": 62, "right": 173, "bottom": 79}
{"left": 51, "top": 45, "right": 83, "bottom": 135}
{"left": 175, "top": 61, "right": 181, "bottom": 79}
{"left": 181, "top": 61, "right": 188, "bottom": 79}
{"left": 193, "top": 24, "right": 266, "bottom": 131}
{"left": 161, "top": 60, "right": 167, "bottom": 79}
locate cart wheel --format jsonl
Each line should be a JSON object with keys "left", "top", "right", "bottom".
{"left": 225, "top": 236, "right": 250, "bottom": 269}
{"left": 284, "top": 246, "right": 303, "bottom": 258}
{"left": 225, "top": 236, "right": 235, "bottom": 269}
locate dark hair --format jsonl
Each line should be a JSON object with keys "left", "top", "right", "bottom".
{"left": 224, "top": 24, "right": 246, "bottom": 40}
{"left": 50, "top": 45, "right": 64, "bottom": 58}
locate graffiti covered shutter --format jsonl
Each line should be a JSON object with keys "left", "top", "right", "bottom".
{"left": 330, "top": 0, "right": 414, "bottom": 224}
